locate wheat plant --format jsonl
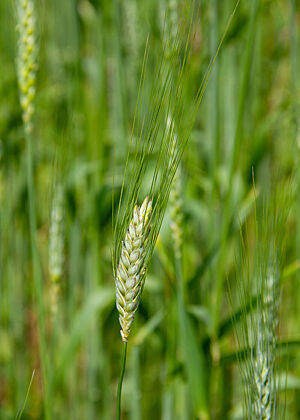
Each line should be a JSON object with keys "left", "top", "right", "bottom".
{"left": 112, "top": 1, "right": 241, "bottom": 417}
{"left": 3, "top": 0, "right": 300, "bottom": 418}
{"left": 49, "top": 184, "right": 65, "bottom": 315}
{"left": 234, "top": 190, "right": 290, "bottom": 420}
{"left": 16, "top": 1, "right": 51, "bottom": 418}
{"left": 17, "top": 0, "right": 37, "bottom": 135}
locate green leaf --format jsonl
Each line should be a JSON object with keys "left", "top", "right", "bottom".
{"left": 277, "top": 373, "right": 300, "bottom": 391}
{"left": 132, "top": 309, "right": 165, "bottom": 346}
{"left": 15, "top": 371, "right": 35, "bottom": 420}
{"left": 220, "top": 338, "right": 300, "bottom": 365}
{"left": 187, "top": 304, "right": 212, "bottom": 330}
{"left": 179, "top": 307, "right": 209, "bottom": 420}
{"left": 56, "top": 287, "right": 114, "bottom": 383}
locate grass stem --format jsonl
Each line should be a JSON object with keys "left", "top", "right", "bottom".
{"left": 175, "top": 254, "right": 209, "bottom": 420}
{"left": 116, "top": 341, "right": 128, "bottom": 420}
{"left": 25, "top": 130, "right": 51, "bottom": 419}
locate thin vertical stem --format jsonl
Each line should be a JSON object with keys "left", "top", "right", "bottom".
{"left": 116, "top": 341, "right": 128, "bottom": 420}
{"left": 130, "top": 345, "right": 141, "bottom": 420}
{"left": 25, "top": 130, "right": 51, "bottom": 420}
{"left": 290, "top": 0, "right": 300, "bottom": 414}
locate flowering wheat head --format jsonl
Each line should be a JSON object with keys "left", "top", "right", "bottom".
{"left": 17, "top": 0, "right": 37, "bottom": 134}
{"left": 115, "top": 197, "right": 152, "bottom": 342}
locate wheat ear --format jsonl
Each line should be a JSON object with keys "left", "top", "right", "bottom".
{"left": 49, "top": 185, "right": 65, "bottom": 314}
{"left": 167, "top": 116, "right": 183, "bottom": 259}
{"left": 115, "top": 196, "right": 152, "bottom": 342}
{"left": 252, "top": 266, "right": 278, "bottom": 420}
{"left": 253, "top": 352, "right": 272, "bottom": 420}
{"left": 17, "top": 0, "right": 37, "bottom": 134}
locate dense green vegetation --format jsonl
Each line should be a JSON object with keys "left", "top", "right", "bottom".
{"left": 1, "top": 0, "right": 300, "bottom": 418}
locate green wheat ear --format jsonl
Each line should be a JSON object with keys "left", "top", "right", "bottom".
{"left": 234, "top": 184, "right": 291, "bottom": 420}
{"left": 167, "top": 115, "right": 183, "bottom": 259}
{"left": 113, "top": 0, "right": 240, "bottom": 344}
{"left": 115, "top": 197, "right": 152, "bottom": 342}
{"left": 251, "top": 262, "right": 278, "bottom": 420}
{"left": 17, "top": 0, "right": 37, "bottom": 134}
{"left": 49, "top": 184, "right": 65, "bottom": 315}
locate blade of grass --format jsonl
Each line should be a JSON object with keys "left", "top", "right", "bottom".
{"left": 15, "top": 370, "right": 35, "bottom": 420}
{"left": 129, "top": 345, "right": 142, "bottom": 420}
{"left": 175, "top": 255, "right": 209, "bottom": 420}
{"left": 56, "top": 287, "right": 114, "bottom": 383}
{"left": 116, "top": 342, "right": 128, "bottom": 420}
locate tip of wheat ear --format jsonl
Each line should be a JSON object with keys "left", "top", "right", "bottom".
{"left": 17, "top": 0, "right": 37, "bottom": 134}
{"left": 115, "top": 196, "right": 152, "bottom": 342}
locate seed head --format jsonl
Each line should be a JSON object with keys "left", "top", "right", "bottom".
{"left": 17, "top": 0, "right": 37, "bottom": 134}
{"left": 115, "top": 197, "right": 152, "bottom": 342}
{"left": 49, "top": 186, "right": 65, "bottom": 314}
{"left": 167, "top": 116, "right": 183, "bottom": 258}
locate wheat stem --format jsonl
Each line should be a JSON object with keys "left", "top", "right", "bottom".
{"left": 25, "top": 130, "right": 51, "bottom": 420}
{"left": 116, "top": 341, "right": 128, "bottom": 420}
{"left": 17, "top": 1, "right": 51, "bottom": 417}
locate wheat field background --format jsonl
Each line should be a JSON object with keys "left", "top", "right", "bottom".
{"left": 0, "top": 0, "right": 300, "bottom": 419}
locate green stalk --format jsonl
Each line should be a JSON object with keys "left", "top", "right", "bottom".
{"left": 209, "top": 0, "right": 220, "bottom": 195}
{"left": 116, "top": 341, "right": 128, "bottom": 420}
{"left": 111, "top": 0, "right": 127, "bottom": 160}
{"left": 175, "top": 255, "right": 209, "bottom": 420}
{"left": 207, "top": 0, "right": 220, "bottom": 315}
{"left": 290, "top": 0, "right": 300, "bottom": 412}
{"left": 25, "top": 130, "right": 51, "bottom": 420}
{"left": 212, "top": 0, "right": 260, "bottom": 336}
{"left": 129, "top": 345, "right": 141, "bottom": 420}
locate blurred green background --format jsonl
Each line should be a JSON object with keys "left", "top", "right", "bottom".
{"left": 1, "top": 0, "right": 300, "bottom": 418}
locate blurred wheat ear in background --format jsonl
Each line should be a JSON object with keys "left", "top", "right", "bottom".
{"left": 49, "top": 184, "right": 65, "bottom": 316}
{"left": 168, "top": 115, "right": 183, "bottom": 260}
{"left": 234, "top": 188, "right": 292, "bottom": 420}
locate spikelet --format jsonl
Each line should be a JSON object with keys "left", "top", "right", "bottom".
{"left": 49, "top": 185, "right": 65, "bottom": 314}
{"left": 167, "top": 116, "right": 183, "bottom": 259}
{"left": 252, "top": 264, "right": 278, "bottom": 420}
{"left": 115, "top": 197, "right": 152, "bottom": 342}
{"left": 17, "top": 0, "right": 38, "bottom": 134}
{"left": 253, "top": 352, "right": 272, "bottom": 420}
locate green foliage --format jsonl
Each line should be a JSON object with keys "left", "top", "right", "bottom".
{"left": 0, "top": 0, "right": 300, "bottom": 419}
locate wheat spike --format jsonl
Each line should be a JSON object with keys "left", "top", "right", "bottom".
{"left": 115, "top": 197, "right": 152, "bottom": 342}
{"left": 17, "top": 0, "right": 37, "bottom": 134}
{"left": 167, "top": 116, "right": 183, "bottom": 258}
{"left": 49, "top": 185, "right": 65, "bottom": 314}
{"left": 253, "top": 351, "right": 272, "bottom": 420}
{"left": 252, "top": 265, "right": 278, "bottom": 420}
